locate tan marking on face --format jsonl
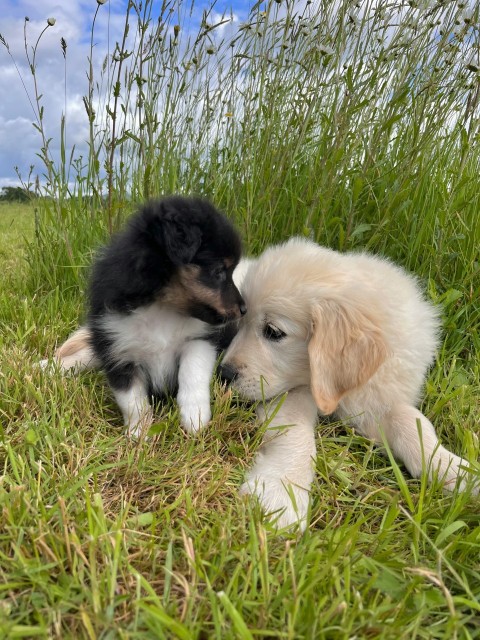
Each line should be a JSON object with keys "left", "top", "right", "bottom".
{"left": 158, "top": 265, "right": 199, "bottom": 312}
{"left": 224, "top": 257, "right": 235, "bottom": 269}
{"left": 159, "top": 265, "right": 233, "bottom": 317}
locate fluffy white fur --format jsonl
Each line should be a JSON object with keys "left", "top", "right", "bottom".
{"left": 43, "top": 307, "right": 216, "bottom": 436}
{"left": 240, "top": 386, "right": 318, "bottom": 531}
{"left": 102, "top": 306, "right": 219, "bottom": 436}
{"left": 222, "top": 238, "right": 478, "bottom": 529}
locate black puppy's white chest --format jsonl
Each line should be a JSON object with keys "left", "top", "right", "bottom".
{"left": 99, "top": 303, "right": 209, "bottom": 389}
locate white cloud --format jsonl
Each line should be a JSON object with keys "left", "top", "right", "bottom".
{"left": 0, "top": 0, "right": 249, "bottom": 186}
{"left": 0, "top": 0, "right": 129, "bottom": 186}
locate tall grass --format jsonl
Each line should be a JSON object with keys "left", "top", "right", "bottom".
{"left": 4, "top": 0, "right": 477, "bottom": 288}
{"left": 1, "top": 1, "right": 479, "bottom": 637}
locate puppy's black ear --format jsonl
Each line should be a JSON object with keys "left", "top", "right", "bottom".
{"left": 153, "top": 206, "right": 202, "bottom": 264}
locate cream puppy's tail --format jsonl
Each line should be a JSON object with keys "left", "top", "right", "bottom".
{"left": 39, "top": 326, "right": 99, "bottom": 373}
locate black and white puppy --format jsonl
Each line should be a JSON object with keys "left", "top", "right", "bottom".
{"left": 82, "top": 195, "right": 245, "bottom": 436}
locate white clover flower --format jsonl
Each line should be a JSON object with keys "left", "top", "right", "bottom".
{"left": 298, "top": 19, "right": 312, "bottom": 36}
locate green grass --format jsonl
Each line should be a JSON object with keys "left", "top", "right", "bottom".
{"left": 1, "top": 205, "right": 480, "bottom": 639}
{"left": 1, "top": 0, "right": 480, "bottom": 637}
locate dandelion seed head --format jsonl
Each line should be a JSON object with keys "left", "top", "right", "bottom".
{"left": 47, "top": 17, "right": 56, "bottom": 26}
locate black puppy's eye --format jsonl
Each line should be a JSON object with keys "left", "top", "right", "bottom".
{"left": 212, "top": 265, "right": 226, "bottom": 282}
{"left": 263, "top": 323, "right": 286, "bottom": 341}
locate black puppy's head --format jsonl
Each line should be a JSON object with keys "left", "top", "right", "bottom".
{"left": 149, "top": 196, "right": 246, "bottom": 325}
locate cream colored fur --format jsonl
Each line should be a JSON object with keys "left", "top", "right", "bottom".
{"left": 222, "top": 238, "right": 478, "bottom": 529}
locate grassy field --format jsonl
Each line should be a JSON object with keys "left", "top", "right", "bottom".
{"left": 1, "top": 0, "right": 480, "bottom": 638}
{"left": 1, "top": 196, "right": 480, "bottom": 640}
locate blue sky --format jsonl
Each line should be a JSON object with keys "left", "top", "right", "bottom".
{"left": 0, "top": 0, "right": 253, "bottom": 187}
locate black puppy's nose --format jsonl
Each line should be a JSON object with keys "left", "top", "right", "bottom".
{"left": 219, "top": 363, "right": 238, "bottom": 385}
{"left": 239, "top": 303, "right": 247, "bottom": 316}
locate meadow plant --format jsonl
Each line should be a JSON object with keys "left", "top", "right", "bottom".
{"left": 1, "top": 0, "right": 478, "bottom": 288}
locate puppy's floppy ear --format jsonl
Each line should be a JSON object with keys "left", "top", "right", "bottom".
{"left": 153, "top": 204, "right": 202, "bottom": 265}
{"left": 308, "top": 300, "right": 387, "bottom": 415}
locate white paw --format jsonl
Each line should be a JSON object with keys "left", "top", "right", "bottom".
{"left": 37, "top": 356, "right": 91, "bottom": 375}
{"left": 178, "top": 401, "right": 211, "bottom": 434}
{"left": 240, "top": 473, "right": 311, "bottom": 532}
{"left": 434, "top": 449, "right": 479, "bottom": 494}
{"left": 126, "top": 406, "right": 154, "bottom": 439}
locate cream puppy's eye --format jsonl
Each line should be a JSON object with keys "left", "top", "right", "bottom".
{"left": 263, "top": 323, "right": 286, "bottom": 341}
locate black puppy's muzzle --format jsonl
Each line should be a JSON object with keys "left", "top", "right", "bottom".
{"left": 226, "top": 300, "right": 247, "bottom": 321}
{"left": 218, "top": 363, "right": 238, "bottom": 385}
{"left": 223, "top": 286, "right": 247, "bottom": 321}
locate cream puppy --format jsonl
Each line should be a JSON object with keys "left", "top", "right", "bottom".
{"left": 221, "top": 238, "right": 477, "bottom": 529}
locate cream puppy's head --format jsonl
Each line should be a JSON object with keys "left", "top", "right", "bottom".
{"left": 220, "top": 238, "right": 387, "bottom": 415}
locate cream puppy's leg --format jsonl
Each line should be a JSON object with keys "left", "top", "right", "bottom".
{"left": 177, "top": 339, "right": 217, "bottom": 433}
{"left": 241, "top": 387, "right": 318, "bottom": 531}
{"left": 376, "top": 405, "right": 477, "bottom": 492}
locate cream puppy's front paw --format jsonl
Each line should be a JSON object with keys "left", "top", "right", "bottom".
{"left": 240, "top": 469, "right": 311, "bottom": 532}
{"left": 240, "top": 387, "right": 318, "bottom": 531}
{"left": 433, "top": 447, "right": 479, "bottom": 495}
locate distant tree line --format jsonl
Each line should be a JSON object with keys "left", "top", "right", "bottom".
{"left": 0, "top": 186, "right": 35, "bottom": 202}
